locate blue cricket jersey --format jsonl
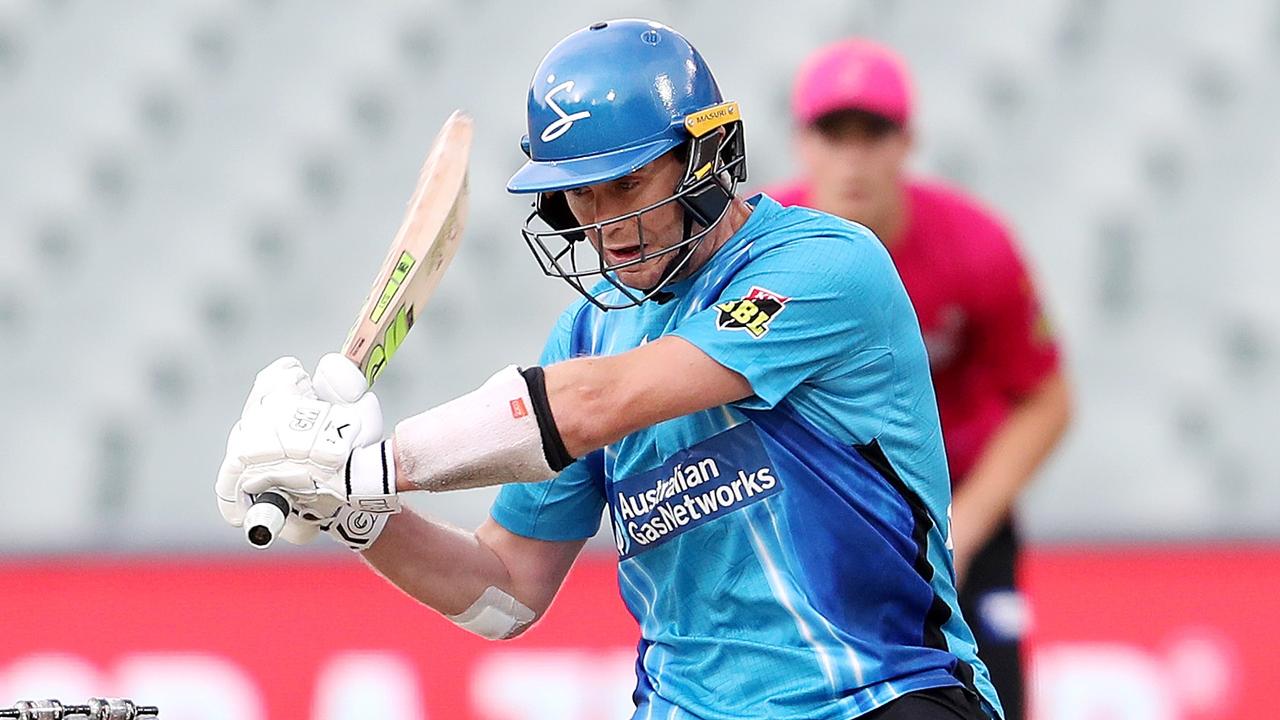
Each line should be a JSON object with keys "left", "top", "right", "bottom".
{"left": 492, "top": 194, "right": 1003, "bottom": 719}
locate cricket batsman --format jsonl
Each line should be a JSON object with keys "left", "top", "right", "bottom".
{"left": 216, "top": 20, "right": 1003, "bottom": 719}
{"left": 765, "top": 39, "right": 1074, "bottom": 719}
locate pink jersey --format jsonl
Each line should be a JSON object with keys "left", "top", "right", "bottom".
{"left": 765, "top": 179, "right": 1060, "bottom": 484}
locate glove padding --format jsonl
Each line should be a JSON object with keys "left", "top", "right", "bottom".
{"left": 303, "top": 439, "right": 399, "bottom": 550}
{"left": 215, "top": 354, "right": 398, "bottom": 549}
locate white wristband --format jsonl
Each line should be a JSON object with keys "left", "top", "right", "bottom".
{"left": 346, "top": 440, "right": 401, "bottom": 514}
{"left": 319, "top": 440, "right": 400, "bottom": 552}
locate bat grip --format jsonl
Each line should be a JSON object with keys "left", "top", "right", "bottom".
{"left": 244, "top": 491, "right": 291, "bottom": 548}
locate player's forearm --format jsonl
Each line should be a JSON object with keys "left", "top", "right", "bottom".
{"left": 361, "top": 511, "right": 585, "bottom": 639}
{"left": 951, "top": 371, "right": 1072, "bottom": 553}
{"left": 387, "top": 367, "right": 574, "bottom": 494}
{"left": 383, "top": 337, "right": 749, "bottom": 494}
{"left": 360, "top": 510, "right": 520, "bottom": 617}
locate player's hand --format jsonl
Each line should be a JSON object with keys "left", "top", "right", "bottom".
{"left": 215, "top": 354, "right": 398, "bottom": 549}
{"left": 299, "top": 352, "right": 402, "bottom": 550}
{"left": 215, "top": 355, "right": 319, "bottom": 529}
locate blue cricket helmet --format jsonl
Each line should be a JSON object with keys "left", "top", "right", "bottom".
{"left": 508, "top": 19, "right": 749, "bottom": 310}
{"left": 509, "top": 19, "right": 724, "bottom": 193}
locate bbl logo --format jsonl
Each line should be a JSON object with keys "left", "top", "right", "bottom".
{"left": 715, "top": 286, "right": 789, "bottom": 338}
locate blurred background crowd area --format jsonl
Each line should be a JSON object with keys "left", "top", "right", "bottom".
{"left": 0, "top": 0, "right": 1277, "bottom": 551}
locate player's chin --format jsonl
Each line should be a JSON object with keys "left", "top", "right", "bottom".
{"left": 612, "top": 262, "right": 665, "bottom": 291}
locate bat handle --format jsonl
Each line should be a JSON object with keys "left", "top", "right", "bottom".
{"left": 244, "top": 491, "right": 291, "bottom": 548}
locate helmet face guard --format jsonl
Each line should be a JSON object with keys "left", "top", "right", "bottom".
{"left": 520, "top": 119, "right": 747, "bottom": 311}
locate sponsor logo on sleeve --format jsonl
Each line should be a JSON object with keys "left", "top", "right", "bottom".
{"left": 715, "top": 286, "right": 789, "bottom": 338}
{"left": 609, "top": 423, "right": 783, "bottom": 559}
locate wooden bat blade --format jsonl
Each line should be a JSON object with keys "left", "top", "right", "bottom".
{"left": 342, "top": 110, "right": 473, "bottom": 386}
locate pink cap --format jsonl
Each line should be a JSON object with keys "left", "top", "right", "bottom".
{"left": 792, "top": 38, "right": 913, "bottom": 127}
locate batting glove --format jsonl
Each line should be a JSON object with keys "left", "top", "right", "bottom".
{"left": 215, "top": 354, "right": 400, "bottom": 550}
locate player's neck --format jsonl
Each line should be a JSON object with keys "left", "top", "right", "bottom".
{"left": 869, "top": 186, "right": 909, "bottom": 249}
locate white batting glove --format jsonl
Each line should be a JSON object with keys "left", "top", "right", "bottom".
{"left": 293, "top": 352, "right": 402, "bottom": 550}
{"left": 215, "top": 356, "right": 319, "bottom": 530}
{"left": 215, "top": 354, "right": 400, "bottom": 550}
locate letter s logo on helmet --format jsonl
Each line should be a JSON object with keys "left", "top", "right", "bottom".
{"left": 507, "top": 19, "right": 748, "bottom": 310}
{"left": 540, "top": 80, "right": 592, "bottom": 142}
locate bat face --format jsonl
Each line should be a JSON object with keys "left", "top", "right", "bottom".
{"left": 342, "top": 111, "right": 473, "bottom": 386}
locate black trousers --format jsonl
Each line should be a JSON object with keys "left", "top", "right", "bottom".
{"left": 957, "top": 521, "right": 1025, "bottom": 720}
{"left": 861, "top": 686, "right": 989, "bottom": 719}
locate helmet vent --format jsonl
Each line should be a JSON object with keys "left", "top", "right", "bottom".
{"left": 589, "top": 22, "right": 608, "bottom": 30}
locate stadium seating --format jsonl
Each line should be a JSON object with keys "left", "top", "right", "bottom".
{"left": 0, "top": 0, "right": 1275, "bottom": 548}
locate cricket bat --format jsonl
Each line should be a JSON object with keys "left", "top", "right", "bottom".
{"left": 245, "top": 110, "right": 474, "bottom": 548}
{"left": 341, "top": 110, "right": 474, "bottom": 385}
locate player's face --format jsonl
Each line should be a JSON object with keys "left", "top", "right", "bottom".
{"left": 562, "top": 151, "right": 688, "bottom": 290}
{"left": 796, "top": 110, "right": 911, "bottom": 228}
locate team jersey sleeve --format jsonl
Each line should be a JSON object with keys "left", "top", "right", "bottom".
{"left": 672, "top": 232, "right": 911, "bottom": 409}
{"left": 972, "top": 230, "right": 1062, "bottom": 399}
{"left": 490, "top": 304, "right": 606, "bottom": 541}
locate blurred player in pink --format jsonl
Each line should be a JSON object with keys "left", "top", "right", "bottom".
{"left": 765, "top": 39, "right": 1073, "bottom": 720}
